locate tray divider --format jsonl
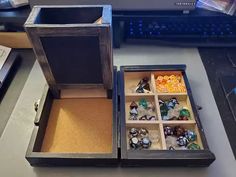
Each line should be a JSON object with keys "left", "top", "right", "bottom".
{"left": 158, "top": 93, "right": 188, "bottom": 96}
{"left": 154, "top": 95, "right": 162, "bottom": 122}
{"left": 159, "top": 123, "right": 167, "bottom": 150}
{"left": 180, "top": 73, "right": 187, "bottom": 91}
{"left": 126, "top": 120, "right": 160, "bottom": 124}
{"left": 153, "top": 72, "right": 167, "bottom": 149}
{"left": 152, "top": 72, "right": 162, "bottom": 122}
{"left": 151, "top": 73, "right": 157, "bottom": 94}
{"left": 162, "top": 120, "right": 196, "bottom": 124}
{"left": 186, "top": 96, "right": 196, "bottom": 122}
{"left": 125, "top": 93, "right": 155, "bottom": 96}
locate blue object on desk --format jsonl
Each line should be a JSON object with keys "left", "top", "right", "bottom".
{"left": 0, "top": 0, "right": 12, "bottom": 9}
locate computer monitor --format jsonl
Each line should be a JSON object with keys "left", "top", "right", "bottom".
{"left": 29, "top": 0, "right": 197, "bottom": 11}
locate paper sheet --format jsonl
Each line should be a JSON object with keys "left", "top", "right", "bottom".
{"left": 0, "top": 45, "right": 11, "bottom": 70}
{"left": 197, "top": 0, "right": 236, "bottom": 15}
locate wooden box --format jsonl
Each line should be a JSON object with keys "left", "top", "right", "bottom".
{"left": 119, "top": 65, "right": 215, "bottom": 167}
{"left": 25, "top": 5, "right": 118, "bottom": 166}
{"left": 25, "top": 5, "right": 215, "bottom": 167}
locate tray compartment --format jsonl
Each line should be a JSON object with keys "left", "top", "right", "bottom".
{"left": 162, "top": 123, "right": 203, "bottom": 150}
{"left": 124, "top": 71, "right": 154, "bottom": 95}
{"left": 126, "top": 124, "right": 163, "bottom": 150}
{"left": 125, "top": 95, "right": 158, "bottom": 123}
{"left": 158, "top": 94, "right": 195, "bottom": 122}
{"left": 154, "top": 71, "right": 187, "bottom": 94}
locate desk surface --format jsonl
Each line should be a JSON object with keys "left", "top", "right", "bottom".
{"left": 200, "top": 47, "right": 236, "bottom": 158}
{"left": 0, "top": 45, "right": 235, "bottom": 177}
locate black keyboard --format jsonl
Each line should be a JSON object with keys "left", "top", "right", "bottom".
{"left": 114, "top": 9, "right": 236, "bottom": 47}
{"left": 128, "top": 20, "right": 235, "bottom": 37}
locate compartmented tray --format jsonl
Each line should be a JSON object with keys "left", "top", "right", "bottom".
{"left": 25, "top": 5, "right": 118, "bottom": 166}
{"left": 120, "top": 65, "right": 215, "bottom": 166}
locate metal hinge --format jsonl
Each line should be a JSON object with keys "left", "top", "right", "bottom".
{"left": 34, "top": 99, "right": 40, "bottom": 112}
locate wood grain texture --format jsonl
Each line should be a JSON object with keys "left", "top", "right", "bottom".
{"left": 0, "top": 32, "right": 32, "bottom": 48}
{"left": 41, "top": 98, "right": 113, "bottom": 153}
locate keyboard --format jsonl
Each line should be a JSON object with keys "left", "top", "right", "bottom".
{"left": 120, "top": 11, "right": 236, "bottom": 47}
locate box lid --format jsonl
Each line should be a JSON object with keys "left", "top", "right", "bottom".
{"left": 25, "top": 5, "right": 113, "bottom": 97}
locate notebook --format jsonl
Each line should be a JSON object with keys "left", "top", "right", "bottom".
{"left": 0, "top": 45, "right": 11, "bottom": 70}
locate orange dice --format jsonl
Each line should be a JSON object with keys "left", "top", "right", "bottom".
{"left": 155, "top": 75, "right": 186, "bottom": 93}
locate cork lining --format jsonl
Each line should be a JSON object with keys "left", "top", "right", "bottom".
{"left": 41, "top": 98, "right": 113, "bottom": 153}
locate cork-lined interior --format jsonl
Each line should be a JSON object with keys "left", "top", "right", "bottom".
{"left": 41, "top": 98, "right": 113, "bottom": 153}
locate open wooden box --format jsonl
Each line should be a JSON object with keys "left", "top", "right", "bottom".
{"left": 25, "top": 5, "right": 118, "bottom": 166}
{"left": 120, "top": 65, "right": 215, "bottom": 166}
{"left": 25, "top": 5, "right": 215, "bottom": 167}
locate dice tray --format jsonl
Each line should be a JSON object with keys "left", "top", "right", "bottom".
{"left": 26, "top": 69, "right": 118, "bottom": 166}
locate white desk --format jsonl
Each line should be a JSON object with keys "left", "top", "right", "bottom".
{"left": 0, "top": 45, "right": 235, "bottom": 177}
